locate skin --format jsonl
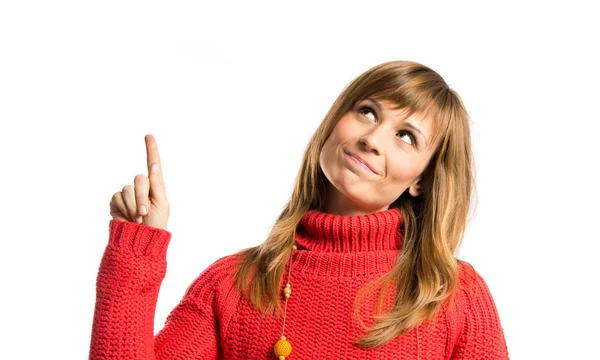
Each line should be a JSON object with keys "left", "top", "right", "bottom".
{"left": 109, "top": 134, "right": 170, "bottom": 230}
{"left": 319, "top": 98, "right": 437, "bottom": 216}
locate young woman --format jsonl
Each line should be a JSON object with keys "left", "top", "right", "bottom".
{"left": 89, "top": 60, "right": 510, "bottom": 359}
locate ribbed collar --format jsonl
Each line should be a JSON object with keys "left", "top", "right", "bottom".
{"left": 295, "top": 207, "right": 403, "bottom": 252}
{"left": 291, "top": 208, "right": 403, "bottom": 278}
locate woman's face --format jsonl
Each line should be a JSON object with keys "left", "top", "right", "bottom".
{"left": 319, "top": 97, "right": 436, "bottom": 216}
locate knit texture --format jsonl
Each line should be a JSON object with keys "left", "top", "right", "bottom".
{"left": 89, "top": 208, "right": 510, "bottom": 359}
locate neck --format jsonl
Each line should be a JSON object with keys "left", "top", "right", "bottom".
{"left": 322, "top": 183, "right": 394, "bottom": 217}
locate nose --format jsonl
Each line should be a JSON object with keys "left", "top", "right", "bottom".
{"left": 358, "top": 126, "right": 385, "bottom": 155}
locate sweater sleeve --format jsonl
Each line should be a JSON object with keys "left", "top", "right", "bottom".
{"left": 88, "top": 219, "right": 224, "bottom": 360}
{"left": 450, "top": 262, "right": 510, "bottom": 360}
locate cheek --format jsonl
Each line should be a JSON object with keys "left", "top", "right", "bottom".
{"left": 321, "top": 117, "right": 352, "bottom": 160}
{"left": 332, "top": 116, "right": 358, "bottom": 142}
{"left": 387, "top": 158, "right": 423, "bottom": 182}
{"left": 320, "top": 118, "right": 355, "bottom": 175}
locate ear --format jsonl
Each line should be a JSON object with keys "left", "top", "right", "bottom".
{"left": 408, "top": 175, "right": 423, "bottom": 197}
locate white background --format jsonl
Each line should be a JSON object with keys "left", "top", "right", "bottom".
{"left": 1, "top": 1, "right": 598, "bottom": 359}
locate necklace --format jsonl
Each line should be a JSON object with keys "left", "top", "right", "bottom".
{"left": 271, "top": 242, "right": 421, "bottom": 359}
{"left": 273, "top": 243, "right": 297, "bottom": 359}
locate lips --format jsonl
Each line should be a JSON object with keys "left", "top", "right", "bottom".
{"left": 344, "top": 150, "right": 379, "bottom": 175}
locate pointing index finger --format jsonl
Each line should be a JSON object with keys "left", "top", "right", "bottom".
{"left": 145, "top": 134, "right": 161, "bottom": 173}
{"left": 145, "top": 134, "right": 167, "bottom": 199}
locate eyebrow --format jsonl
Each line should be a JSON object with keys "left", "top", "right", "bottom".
{"left": 365, "top": 98, "right": 429, "bottom": 148}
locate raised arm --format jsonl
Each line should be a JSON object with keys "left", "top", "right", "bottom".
{"left": 88, "top": 219, "right": 222, "bottom": 359}
{"left": 89, "top": 134, "right": 222, "bottom": 359}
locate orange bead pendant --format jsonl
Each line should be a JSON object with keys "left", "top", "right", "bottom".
{"left": 273, "top": 335, "right": 292, "bottom": 359}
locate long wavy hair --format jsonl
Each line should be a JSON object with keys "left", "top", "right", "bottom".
{"left": 233, "top": 60, "right": 477, "bottom": 348}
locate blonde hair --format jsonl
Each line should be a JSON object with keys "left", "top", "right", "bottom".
{"left": 233, "top": 60, "right": 477, "bottom": 348}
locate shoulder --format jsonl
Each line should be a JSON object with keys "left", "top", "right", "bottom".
{"left": 181, "top": 253, "right": 243, "bottom": 311}
{"left": 456, "top": 259, "right": 501, "bottom": 312}
{"left": 458, "top": 259, "right": 486, "bottom": 294}
{"left": 174, "top": 253, "right": 244, "bottom": 343}
{"left": 444, "top": 259, "right": 486, "bottom": 315}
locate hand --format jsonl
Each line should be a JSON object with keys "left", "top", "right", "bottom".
{"left": 109, "top": 134, "right": 170, "bottom": 230}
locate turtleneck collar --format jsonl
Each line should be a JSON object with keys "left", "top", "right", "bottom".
{"left": 295, "top": 207, "right": 403, "bottom": 252}
{"left": 290, "top": 208, "right": 403, "bottom": 278}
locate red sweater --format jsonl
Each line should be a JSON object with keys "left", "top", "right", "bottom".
{"left": 89, "top": 208, "right": 509, "bottom": 359}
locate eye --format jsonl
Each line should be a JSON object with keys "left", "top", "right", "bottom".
{"left": 396, "top": 130, "right": 415, "bottom": 146}
{"left": 358, "top": 105, "right": 417, "bottom": 146}
{"left": 358, "top": 106, "right": 376, "bottom": 121}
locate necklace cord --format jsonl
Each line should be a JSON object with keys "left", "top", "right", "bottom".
{"left": 281, "top": 250, "right": 294, "bottom": 336}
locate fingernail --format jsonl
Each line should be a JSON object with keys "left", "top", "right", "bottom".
{"left": 139, "top": 205, "right": 147, "bottom": 214}
{"left": 151, "top": 163, "right": 157, "bottom": 175}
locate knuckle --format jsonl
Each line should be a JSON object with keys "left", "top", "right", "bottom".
{"left": 122, "top": 184, "right": 133, "bottom": 192}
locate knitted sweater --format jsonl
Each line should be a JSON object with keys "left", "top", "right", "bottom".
{"left": 89, "top": 208, "right": 510, "bottom": 359}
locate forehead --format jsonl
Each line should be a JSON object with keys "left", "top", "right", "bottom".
{"left": 364, "top": 98, "right": 434, "bottom": 130}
